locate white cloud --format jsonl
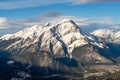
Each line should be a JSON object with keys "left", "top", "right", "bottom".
{"left": 0, "top": 17, "right": 7, "bottom": 25}
{"left": 73, "top": 0, "right": 120, "bottom": 4}
{"left": 0, "top": 11, "right": 63, "bottom": 31}
{"left": 0, "top": 17, "right": 9, "bottom": 29}
{"left": 0, "top": 16, "right": 120, "bottom": 36}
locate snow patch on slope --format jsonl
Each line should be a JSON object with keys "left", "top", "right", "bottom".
{"left": 0, "top": 19, "right": 104, "bottom": 58}
{"left": 91, "top": 29, "right": 120, "bottom": 44}
{"left": 91, "top": 29, "right": 113, "bottom": 38}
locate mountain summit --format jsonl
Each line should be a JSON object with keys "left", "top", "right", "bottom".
{"left": 0, "top": 19, "right": 120, "bottom": 78}
{"left": 0, "top": 19, "right": 104, "bottom": 59}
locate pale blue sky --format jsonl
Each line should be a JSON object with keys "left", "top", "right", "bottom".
{"left": 0, "top": 1, "right": 120, "bottom": 20}
{"left": 0, "top": 0, "right": 120, "bottom": 35}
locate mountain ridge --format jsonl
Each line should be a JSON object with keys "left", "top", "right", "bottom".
{"left": 0, "top": 19, "right": 104, "bottom": 57}
{"left": 0, "top": 19, "right": 120, "bottom": 78}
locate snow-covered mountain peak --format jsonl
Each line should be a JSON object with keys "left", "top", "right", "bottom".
{"left": 0, "top": 19, "right": 112, "bottom": 64}
{"left": 0, "top": 19, "right": 90, "bottom": 56}
{"left": 113, "top": 30, "right": 120, "bottom": 38}
{"left": 91, "top": 29, "right": 113, "bottom": 38}
{"left": 91, "top": 29, "right": 120, "bottom": 44}
{"left": 0, "top": 25, "right": 42, "bottom": 41}
{"left": 0, "top": 19, "right": 79, "bottom": 41}
{"left": 61, "top": 19, "right": 72, "bottom": 23}
{"left": 0, "top": 34, "right": 13, "bottom": 41}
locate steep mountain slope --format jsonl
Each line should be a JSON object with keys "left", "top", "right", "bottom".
{"left": 0, "top": 19, "right": 88, "bottom": 56}
{"left": 91, "top": 29, "right": 120, "bottom": 61}
{"left": 0, "top": 19, "right": 120, "bottom": 78}
{"left": 0, "top": 19, "right": 108, "bottom": 61}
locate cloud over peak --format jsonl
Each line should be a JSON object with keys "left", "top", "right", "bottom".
{"left": 40, "top": 11, "right": 63, "bottom": 18}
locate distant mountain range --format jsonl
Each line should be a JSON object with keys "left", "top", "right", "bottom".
{"left": 0, "top": 19, "right": 120, "bottom": 79}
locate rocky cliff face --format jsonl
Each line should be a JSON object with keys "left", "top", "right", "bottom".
{"left": 0, "top": 19, "right": 120, "bottom": 77}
